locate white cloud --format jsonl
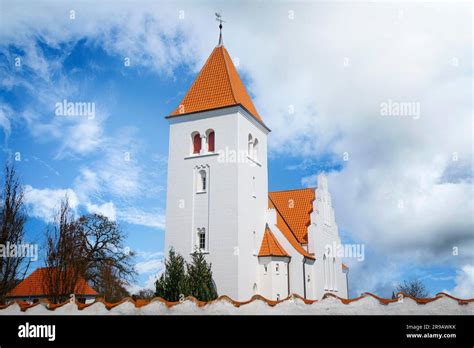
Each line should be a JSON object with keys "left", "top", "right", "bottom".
{"left": 55, "top": 117, "right": 105, "bottom": 159}
{"left": 24, "top": 185, "right": 79, "bottom": 222}
{"left": 85, "top": 201, "right": 117, "bottom": 221}
{"left": 23, "top": 183, "right": 162, "bottom": 230}
{"left": 0, "top": 104, "right": 13, "bottom": 140}
{"left": 126, "top": 273, "right": 161, "bottom": 294}
{"left": 444, "top": 265, "right": 474, "bottom": 299}
{"left": 118, "top": 207, "right": 166, "bottom": 230}
{"left": 137, "top": 250, "right": 164, "bottom": 260}
{"left": 135, "top": 258, "right": 164, "bottom": 275}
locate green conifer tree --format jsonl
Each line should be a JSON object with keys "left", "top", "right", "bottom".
{"left": 155, "top": 248, "right": 188, "bottom": 301}
{"left": 186, "top": 249, "right": 218, "bottom": 301}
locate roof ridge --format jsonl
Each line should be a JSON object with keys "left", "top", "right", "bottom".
{"left": 220, "top": 46, "right": 239, "bottom": 105}
{"left": 258, "top": 226, "right": 290, "bottom": 257}
{"left": 174, "top": 47, "right": 219, "bottom": 114}
{"left": 267, "top": 227, "right": 289, "bottom": 256}
{"left": 269, "top": 187, "right": 316, "bottom": 194}
{"left": 268, "top": 195, "right": 303, "bottom": 246}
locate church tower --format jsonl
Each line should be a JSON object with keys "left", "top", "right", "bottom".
{"left": 165, "top": 25, "right": 270, "bottom": 300}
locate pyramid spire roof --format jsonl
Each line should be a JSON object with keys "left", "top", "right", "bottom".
{"left": 169, "top": 42, "right": 263, "bottom": 124}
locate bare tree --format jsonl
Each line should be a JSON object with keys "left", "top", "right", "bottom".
{"left": 133, "top": 289, "right": 155, "bottom": 300}
{"left": 43, "top": 207, "right": 135, "bottom": 303}
{"left": 43, "top": 197, "right": 86, "bottom": 303}
{"left": 95, "top": 263, "right": 130, "bottom": 303}
{"left": 0, "top": 164, "right": 30, "bottom": 303}
{"left": 396, "top": 279, "right": 429, "bottom": 298}
{"left": 77, "top": 213, "right": 136, "bottom": 293}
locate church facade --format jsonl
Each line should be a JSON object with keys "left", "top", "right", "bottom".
{"left": 165, "top": 33, "right": 348, "bottom": 301}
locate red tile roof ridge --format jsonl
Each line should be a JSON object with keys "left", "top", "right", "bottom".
{"left": 20, "top": 298, "right": 50, "bottom": 311}
{"left": 322, "top": 292, "right": 366, "bottom": 304}
{"left": 267, "top": 197, "right": 315, "bottom": 260}
{"left": 394, "top": 292, "right": 444, "bottom": 305}
{"left": 2, "top": 293, "right": 473, "bottom": 311}
{"left": 221, "top": 47, "right": 239, "bottom": 106}
{"left": 435, "top": 292, "right": 474, "bottom": 304}
{"left": 268, "top": 190, "right": 316, "bottom": 248}
{"left": 362, "top": 292, "right": 400, "bottom": 305}
{"left": 258, "top": 226, "right": 291, "bottom": 257}
{"left": 100, "top": 296, "right": 137, "bottom": 310}
{"left": 47, "top": 299, "right": 73, "bottom": 310}
{"left": 288, "top": 293, "right": 318, "bottom": 304}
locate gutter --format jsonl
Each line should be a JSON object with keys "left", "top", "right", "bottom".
{"left": 303, "top": 258, "right": 307, "bottom": 299}
{"left": 287, "top": 257, "right": 291, "bottom": 297}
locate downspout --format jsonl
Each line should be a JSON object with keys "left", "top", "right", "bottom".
{"left": 287, "top": 257, "right": 291, "bottom": 297}
{"left": 302, "top": 257, "right": 307, "bottom": 299}
{"left": 346, "top": 270, "right": 349, "bottom": 298}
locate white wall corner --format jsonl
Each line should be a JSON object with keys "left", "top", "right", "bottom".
{"left": 266, "top": 208, "right": 277, "bottom": 226}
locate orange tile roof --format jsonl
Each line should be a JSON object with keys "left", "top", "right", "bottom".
{"left": 268, "top": 188, "right": 315, "bottom": 245}
{"left": 258, "top": 225, "right": 290, "bottom": 257}
{"left": 169, "top": 45, "right": 264, "bottom": 124}
{"left": 6, "top": 267, "right": 98, "bottom": 297}
{"left": 268, "top": 204, "right": 315, "bottom": 260}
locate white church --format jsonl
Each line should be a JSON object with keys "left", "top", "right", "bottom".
{"left": 165, "top": 27, "right": 348, "bottom": 301}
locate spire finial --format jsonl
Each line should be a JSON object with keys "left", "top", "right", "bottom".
{"left": 215, "top": 12, "right": 225, "bottom": 46}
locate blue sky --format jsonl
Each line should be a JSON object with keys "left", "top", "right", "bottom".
{"left": 1, "top": 1, "right": 472, "bottom": 298}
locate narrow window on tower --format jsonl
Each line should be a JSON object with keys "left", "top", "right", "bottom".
{"left": 197, "top": 170, "right": 207, "bottom": 193}
{"left": 248, "top": 134, "right": 253, "bottom": 157}
{"left": 253, "top": 138, "right": 259, "bottom": 162}
{"left": 192, "top": 132, "right": 202, "bottom": 154}
{"left": 207, "top": 130, "right": 215, "bottom": 152}
{"left": 197, "top": 228, "right": 206, "bottom": 251}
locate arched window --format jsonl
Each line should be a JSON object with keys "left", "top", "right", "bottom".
{"left": 248, "top": 134, "right": 253, "bottom": 157}
{"left": 276, "top": 263, "right": 279, "bottom": 273}
{"left": 193, "top": 133, "right": 201, "bottom": 154}
{"left": 197, "top": 228, "right": 206, "bottom": 251}
{"left": 207, "top": 130, "right": 215, "bottom": 152}
{"left": 253, "top": 138, "right": 259, "bottom": 161}
{"left": 197, "top": 170, "right": 206, "bottom": 192}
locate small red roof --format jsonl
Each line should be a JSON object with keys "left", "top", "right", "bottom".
{"left": 6, "top": 267, "right": 98, "bottom": 297}
{"left": 258, "top": 226, "right": 290, "bottom": 257}
{"left": 269, "top": 188, "right": 315, "bottom": 245}
{"left": 168, "top": 45, "right": 264, "bottom": 125}
{"left": 268, "top": 188, "right": 316, "bottom": 260}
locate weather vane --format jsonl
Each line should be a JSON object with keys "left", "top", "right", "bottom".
{"left": 215, "top": 12, "right": 225, "bottom": 46}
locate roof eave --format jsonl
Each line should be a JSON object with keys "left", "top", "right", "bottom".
{"left": 166, "top": 104, "right": 271, "bottom": 132}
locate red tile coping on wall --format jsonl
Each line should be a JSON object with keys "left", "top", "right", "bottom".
{"left": 1, "top": 292, "right": 472, "bottom": 312}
